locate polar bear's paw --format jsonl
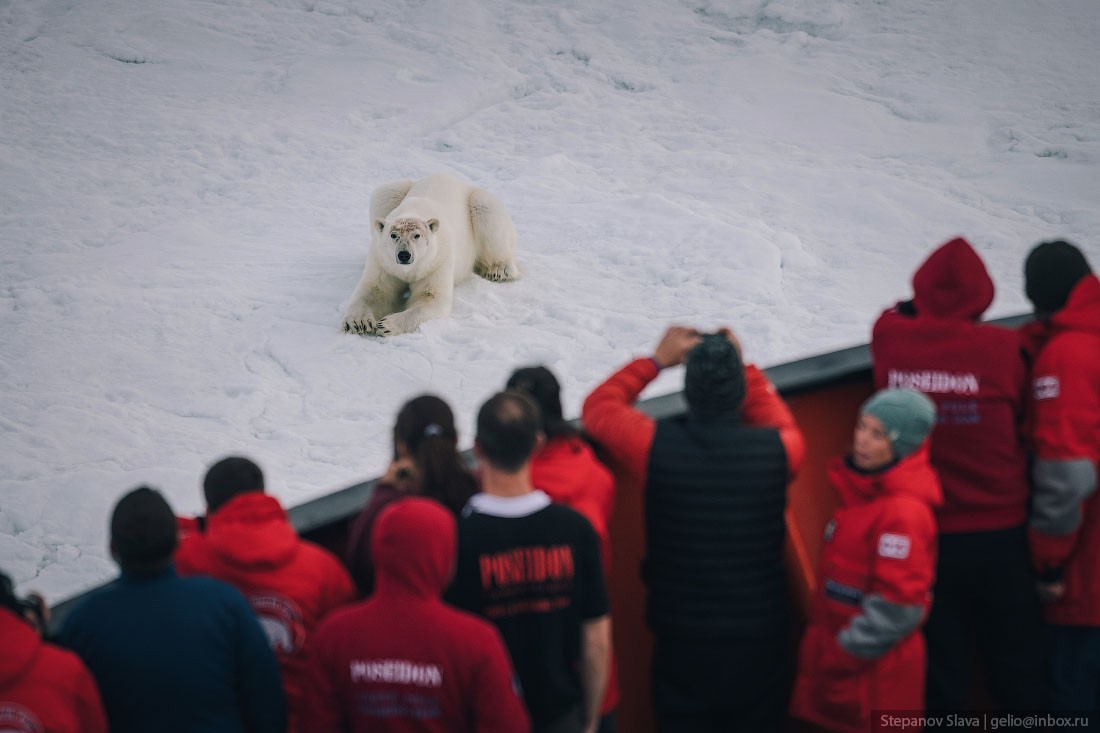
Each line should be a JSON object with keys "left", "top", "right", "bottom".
{"left": 342, "top": 304, "right": 378, "bottom": 335}
{"left": 376, "top": 312, "right": 417, "bottom": 337}
{"left": 475, "top": 261, "right": 521, "bottom": 283}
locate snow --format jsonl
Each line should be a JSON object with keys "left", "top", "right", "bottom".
{"left": 2, "top": 0, "right": 1098, "bottom": 603}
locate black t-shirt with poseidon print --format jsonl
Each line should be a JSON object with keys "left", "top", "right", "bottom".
{"left": 447, "top": 495, "right": 608, "bottom": 731}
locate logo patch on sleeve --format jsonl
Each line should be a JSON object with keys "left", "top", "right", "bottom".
{"left": 878, "top": 533, "right": 911, "bottom": 560}
{"left": 1034, "top": 376, "right": 1060, "bottom": 401}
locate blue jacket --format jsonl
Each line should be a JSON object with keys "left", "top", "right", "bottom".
{"left": 58, "top": 565, "right": 285, "bottom": 733}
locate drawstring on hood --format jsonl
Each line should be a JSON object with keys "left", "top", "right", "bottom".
{"left": 911, "top": 237, "right": 994, "bottom": 321}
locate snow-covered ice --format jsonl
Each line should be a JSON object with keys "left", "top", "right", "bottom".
{"left": 2, "top": 0, "right": 1098, "bottom": 602}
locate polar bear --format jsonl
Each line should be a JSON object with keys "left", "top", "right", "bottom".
{"left": 341, "top": 173, "right": 520, "bottom": 336}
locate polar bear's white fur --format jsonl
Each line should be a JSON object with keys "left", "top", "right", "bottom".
{"left": 341, "top": 173, "right": 520, "bottom": 336}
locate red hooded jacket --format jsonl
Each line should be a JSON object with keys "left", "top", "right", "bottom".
{"left": 872, "top": 237, "right": 1030, "bottom": 533}
{"left": 1025, "top": 275, "right": 1100, "bottom": 625}
{"left": 791, "top": 448, "right": 942, "bottom": 733}
{"left": 532, "top": 435, "right": 615, "bottom": 571}
{"left": 0, "top": 607, "right": 108, "bottom": 733}
{"left": 301, "top": 498, "right": 530, "bottom": 733}
{"left": 175, "top": 492, "right": 356, "bottom": 733}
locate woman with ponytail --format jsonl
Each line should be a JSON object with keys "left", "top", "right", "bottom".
{"left": 345, "top": 394, "right": 478, "bottom": 595}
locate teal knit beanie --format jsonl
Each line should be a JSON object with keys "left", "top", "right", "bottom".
{"left": 860, "top": 388, "right": 937, "bottom": 459}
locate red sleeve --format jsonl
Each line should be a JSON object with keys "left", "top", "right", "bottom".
{"left": 1030, "top": 334, "right": 1100, "bottom": 463}
{"left": 1027, "top": 332, "right": 1100, "bottom": 572}
{"left": 1029, "top": 526, "right": 1079, "bottom": 576}
{"left": 740, "top": 365, "right": 805, "bottom": 476}
{"left": 581, "top": 358, "right": 659, "bottom": 484}
{"left": 472, "top": 627, "right": 532, "bottom": 733}
{"left": 869, "top": 500, "right": 937, "bottom": 607}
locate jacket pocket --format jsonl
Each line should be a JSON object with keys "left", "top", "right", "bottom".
{"left": 817, "top": 635, "right": 872, "bottom": 729}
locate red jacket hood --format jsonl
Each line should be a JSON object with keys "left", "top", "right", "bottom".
{"left": 828, "top": 444, "right": 943, "bottom": 509}
{"left": 1050, "top": 274, "right": 1100, "bottom": 337}
{"left": 371, "top": 497, "right": 455, "bottom": 600}
{"left": 203, "top": 492, "right": 298, "bottom": 571}
{"left": 911, "top": 237, "right": 994, "bottom": 320}
{"left": 0, "top": 608, "right": 39, "bottom": 688}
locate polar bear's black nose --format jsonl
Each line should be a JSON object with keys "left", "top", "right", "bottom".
{"left": 397, "top": 250, "right": 412, "bottom": 264}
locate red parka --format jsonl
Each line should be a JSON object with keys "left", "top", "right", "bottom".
{"left": 530, "top": 433, "right": 620, "bottom": 715}
{"left": 872, "top": 237, "right": 1030, "bottom": 533}
{"left": 532, "top": 435, "right": 615, "bottom": 572}
{"left": 1025, "top": 275, "right": 1100, "bottom": 625}
{"left": 791, "top": 448, "right": 942, "bottom": 733}
{"left": 301, "top": 498, "right": 531, "bottom": 733}
{"left": 175, "top": 492, "right": 357, "bottom": 733}
{"left": 0, "top": 607, "right": 108, "bottom": 733}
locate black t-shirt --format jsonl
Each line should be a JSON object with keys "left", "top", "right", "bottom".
{"left": 448, "top": 498, "right": 608, "bottom": 729}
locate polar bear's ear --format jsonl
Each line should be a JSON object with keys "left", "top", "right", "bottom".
{"left": 426, "top": 218, "right": 439, "bottom": 233}
{"left": 374, "top": 219, "right": 386, "bottom": 234}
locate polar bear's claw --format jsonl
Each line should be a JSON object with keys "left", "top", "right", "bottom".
{"left": 375, "top": 316, "right": 400, "bottom": 337}
{"left": 341, "top": 309, "right": 378, "bottom": 336}
{"left": 474, "top": 262, "right": 521, "bottom": 283}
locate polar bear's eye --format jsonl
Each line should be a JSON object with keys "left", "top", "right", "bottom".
{"left": 390, "top": 233, "right": 397, "bottom": 239}
{"left": 413, "top": 233, "right": 421, "bottom": 240}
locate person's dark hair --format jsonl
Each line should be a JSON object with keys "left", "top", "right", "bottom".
{"left": 506, "top": 366, "right": 579, "bottom": 440}
{"left": 110, "top": 486, "right": 178, "bottom": 576}
{"left": 476, "top": 390, "right": 541, "bottom": 473}
{"left": 684, "top": 333, "right": 746, "bottom": 419}
{"left": 0, "top": 570, "right": 47, "bottom": 633}
{"left": 394, "top": 394, "right": 477, "bottom": 516}
{"left": 203, "top": 456, "right": 265, "bottom": 513}
{"left": 0, "top": 570, "right": 22, "bottom": 616}
{"left": 1024, "top": 239, "right": 1093, "bottom": 316}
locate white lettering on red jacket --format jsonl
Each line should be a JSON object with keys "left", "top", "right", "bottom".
{"left": 1033, "top": 376, "right": 1060, "bottom": 401}
{"left": 887, "top": 369, "right": 979, "bottom": 395}
{"left": 0, "top": 703, "right": 45, "bottom": 733}
{"left": 350, "top": 659, "right": 444, "bottom": 688}
{"left": 877, "top": 533, "right": 912, "bottom": 560}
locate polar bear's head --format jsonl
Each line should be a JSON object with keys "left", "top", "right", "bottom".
{"left": 375, "top": 216, "right": 439, "bottom": 273}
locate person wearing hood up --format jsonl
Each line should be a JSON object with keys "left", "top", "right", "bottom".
{"left": 175, "top": 456, "right": 357, "bottom": 733}
{"left": 301, "top": 497, "right": 530, "bottom": 733}
{"left": 1020, "top": 240, "right": 1100, "bottom": 712}
{"left": 790, "top": 389, "right": 942, "bottom": 733}
{"left": 0, "top": 570, "right": 108, "bottom": 733}
{"left": 870, "top": 237, "right": 1049, "bottom": 715}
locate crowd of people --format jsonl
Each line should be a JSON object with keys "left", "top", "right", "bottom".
{"left": 0, "top": 237, "right": 1096, "bottom": 733}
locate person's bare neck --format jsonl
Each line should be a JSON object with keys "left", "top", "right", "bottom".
{"left": 479, "top": 463, "right": 534, "bottom": 498}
